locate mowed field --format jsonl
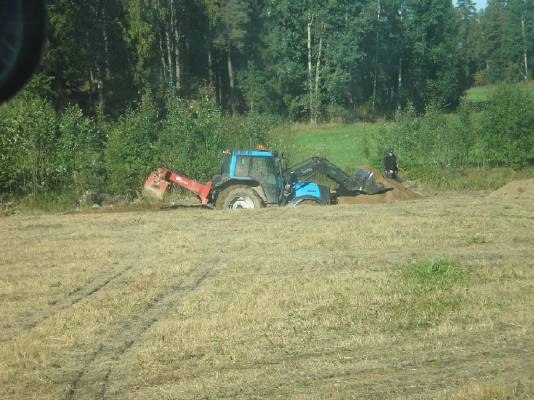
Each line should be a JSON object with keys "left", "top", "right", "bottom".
{"left": 1, "top": 193, "right": 534, "bottom": 399}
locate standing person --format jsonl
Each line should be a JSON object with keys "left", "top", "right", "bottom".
{"left": 384, "top": 149, "right": 398, "bottom": 179}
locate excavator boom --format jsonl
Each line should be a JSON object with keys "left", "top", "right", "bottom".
{"left": 286, "top": 157, "right": 385, "bottom": 194}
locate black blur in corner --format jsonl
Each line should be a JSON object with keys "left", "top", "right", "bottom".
{"left": 0, "top": 0, "right": 46, "bottom": 103}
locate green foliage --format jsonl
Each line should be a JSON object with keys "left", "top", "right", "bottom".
{"left": 22, "top": 74, "right": 56, "bottom": 99}
{"left": 2, "top": 87, "right": 287, "bottom": 204}
{"left": 3, "top": 78, "right": 533, "bottom": 207}
{"left": 378, "top": 104, "right": 470, "bottom": 169}
{"left": 220, "top": 112, "right": 281, "bottom": 149}
{"left": 105, "top": 92, "right": 159, "bottom": 196}
{"left": 479, "top": 0, "right": 534, "bottom": 84}
{"left": 31, "top": 0, "right": 534, "bottom": 123}
{"left": 0, "top": 95, "right": 57, "bottom": 197}
{"left": 155, "top": 95, "right": 222, "bottom": 181}
{"left": 154, "top": 96, "right": 283, "bottom": 182}
{"left": 58, "top": 105, "right": 105, "bottom": 193}
{"left": 239, "top": 65, "right": 272, "bottom": 113}
{"left": 477, "top": 85, "right": 534, "bottom": 167}
{"left": 465, "top": 85, "right": 497, "bottom": 104}
{"left": 17, "top": 192, "right": 80, "bottom": 213}
{"left": 213, "top": 0, "right": 250, "bottom": 50}
{"left": 451, "top": 166, "right": 534, "bottom": 190}
{"left": 0, "top": 95, "right": 107, "bottom": 200}
{"left": 378, "top": 84, "right": 534, "bottom": 183}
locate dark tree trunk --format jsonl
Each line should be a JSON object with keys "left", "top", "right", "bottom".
{"left": 227, "top": 47, "right": 235, "bottom": 112}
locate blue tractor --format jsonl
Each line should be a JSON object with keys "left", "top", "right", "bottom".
{"left": 144, "top": 148, "right": 384, "bottom": 209}
{"left": 211, "top": 149, "right": 330, "bottom": 209}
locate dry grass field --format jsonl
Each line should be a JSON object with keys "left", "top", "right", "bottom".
{"left": 1, "top": 191, "right": 534, "bottom": 399}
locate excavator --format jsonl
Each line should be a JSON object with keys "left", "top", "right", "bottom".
{"left": 144, "top": 148, "right": 386, "bottom": 209}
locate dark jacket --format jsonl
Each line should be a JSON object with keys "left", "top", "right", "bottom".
{"left": 384, "top": 153, "right": 398, "bottom": 171}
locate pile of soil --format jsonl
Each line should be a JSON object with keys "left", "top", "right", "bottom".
{"left": 487, "top": 179, "right": 534, "bottom": 200}
{"left": 336, "top": 168, "right": 422, "bottom": 205}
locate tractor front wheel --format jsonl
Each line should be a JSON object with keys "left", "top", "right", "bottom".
{"left": 215, "top": 186, "right": 264, "bottom": 210}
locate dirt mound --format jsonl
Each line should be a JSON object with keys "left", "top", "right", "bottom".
{"left": 487, "top": 179, "right": 534, "bottom": 200}
{"left": 336, "top": 168, "right": 422, "bottom": 205}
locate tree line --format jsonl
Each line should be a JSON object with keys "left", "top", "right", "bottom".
{"left": 34, "top": 0, "right": 533, "bottom": 120}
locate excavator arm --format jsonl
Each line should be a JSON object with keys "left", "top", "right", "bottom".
{"left": 286, "top": 157, "right": 385, "bottom": 194}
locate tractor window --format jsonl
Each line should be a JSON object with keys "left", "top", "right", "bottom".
{"left": 249, "top": 157, "right": 277, "bottom": 185}
{"left": 234, "top": 156, "right": 251, "bottom": 177}
{"left": 221, "top": 154, "right": 231, "bottom": 175}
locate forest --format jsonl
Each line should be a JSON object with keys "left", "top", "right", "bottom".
{"left": 1, "top": 0, "right": 534, "bottom": 203}
{"left": 34, "top": 0, "right": 534, "bottom": 117}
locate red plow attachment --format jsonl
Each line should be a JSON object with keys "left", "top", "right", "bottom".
{"left": 143, "top": 168, "right": 212, "bottom": 205}
{"left": 143, "top": 170, "right": 170, "bottom": 200}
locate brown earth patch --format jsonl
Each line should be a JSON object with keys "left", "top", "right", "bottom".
{"left": 487, "top": 178, "right": 534, "bottom": 200}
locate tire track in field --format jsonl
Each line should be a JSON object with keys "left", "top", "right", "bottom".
{"left": 209, "top": 345, "right": 534, "bottom": 400}
{"left": 0, "top": 265, "right": 134, "bottom": 343}
{"left": 65, "top": 266, "right": 212, "bottom": 400}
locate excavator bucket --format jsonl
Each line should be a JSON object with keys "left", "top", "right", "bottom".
{"left": 351, "top": 168, "right": 387, "bottom": 194}
{"left": 143, "top": 171, "right": 170, "bottom": 200}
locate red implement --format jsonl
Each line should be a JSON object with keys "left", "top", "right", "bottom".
{"left": 144, "top": 167, "right": 212, "bottom": 205}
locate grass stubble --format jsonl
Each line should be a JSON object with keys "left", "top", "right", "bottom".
{"left": 0, "top": 193, "right": 533, "bottom": 399}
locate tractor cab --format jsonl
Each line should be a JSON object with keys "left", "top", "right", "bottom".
{"left": 216, "top": 149, "right": 283, "bottom": 205}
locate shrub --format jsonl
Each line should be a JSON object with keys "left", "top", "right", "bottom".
{"left": 154, "top": 95, "right": 222, "bottom": 181}
{"left": 477, "top": 85, "right": 534, "bottom": 167}
{"left": 105, "top": 91, "right": 159, "bottom": 196}
{"left": 221, "top": 112, "right": 281, "bottom": 149}
{"left": 0, "top": 95, "right": 57, "bottom": 197}
{"left": 2, "top": 89, "right": 286, "bottom": 205}
{"left": 377, "top": 84, "right": 534, "bottom": 183}
{"left": 57, "top": 105, "right": 105, "bottom": 194}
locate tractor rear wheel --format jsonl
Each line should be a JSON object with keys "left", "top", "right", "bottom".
{"left": 295, "top": 199, "right": 320, "bottom": 206}
{"left": 215, "top": 185, "right": 264, "bottom": 210}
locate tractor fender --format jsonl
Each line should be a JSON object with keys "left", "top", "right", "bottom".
{"left": 288, "top": 182, "right": 331, "bottom": 205}
{"left": 212, "top": 178, "right": 268, "bottom": 203}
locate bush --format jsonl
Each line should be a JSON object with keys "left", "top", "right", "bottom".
{"left": 220, "top": 112, "right": 281, "bottom": 149}
{"left": 477, "top": 85, "right": 534, "bottom": 167}
{"left": 325, "top": 104, "right": 353, "bottom": 124}
{"left": 378, "top": 84, "right": 534, "bottom": 183}
{"left": 105, "top": 91, "right": 159, "bottom": 196}
{"left": 0, "top": 95, "right": 57, "bottom": 197}
{"left": 58, "top": 105, "right": 105, "bottom": 194}
{"left": 154, "top": 95, "right": 222, "bottom": 181}
{"left": 2, "top": 89, "right": 286, "bottom": 206}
